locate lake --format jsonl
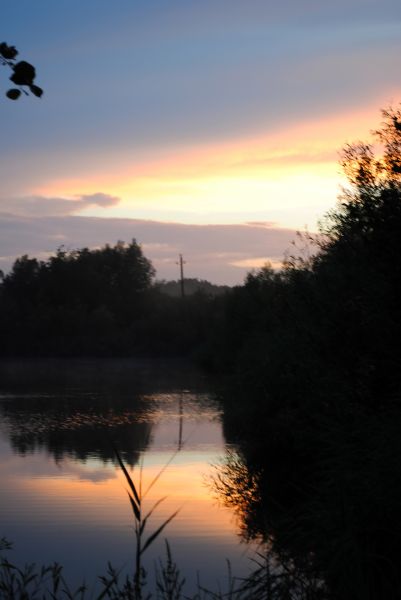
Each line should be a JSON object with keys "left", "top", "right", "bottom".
{"left": 0, "top": 359, "right": 257, "bottom": 595}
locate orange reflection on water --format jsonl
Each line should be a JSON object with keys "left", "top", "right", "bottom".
{"left": 13, "top": 452, "right": 235, "bottom": 539}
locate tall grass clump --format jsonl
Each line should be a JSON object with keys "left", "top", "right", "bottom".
{"left": 113, "top": 445, "right": 180, "bottom": 599}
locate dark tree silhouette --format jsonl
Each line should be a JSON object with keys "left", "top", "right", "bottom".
{"left": 207, "top": 105, "right": 401, "bottom": 600}
{"left": 0, "top": 42, "right": 43, "bottom": 100}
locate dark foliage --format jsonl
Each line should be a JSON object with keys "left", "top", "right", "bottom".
{"left": 209, "top": 107, "right": 401, "bottom": 599}
{"left": 156, "top": 278, "right": 230, "bottom": 298}
{"left": 0, "top": 240, "right": 154, "bottom": 356}
{"left": 0, "top": 42, "right": 43, "bottom": 100}
{"left": 0, "top": 241, "right": 221, "bottom": 358}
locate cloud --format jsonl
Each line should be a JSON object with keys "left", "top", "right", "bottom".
{"left": 79, "top": 193, "right": 120, "bottom": 208}
{"left": 230, "top": 257, "right": 284, "bottom": 270}
{"left": 246, "top": 221, "right": 277, "bottom": 228}
{"left": 0, "top": 193, "right": 120, "bottom": 218}
{"left": 0, "top": 213, "right": 298, "bottom": 285}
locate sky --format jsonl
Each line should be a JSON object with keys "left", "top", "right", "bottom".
{"left": 1, "top": 0, "right": 400, "bottom": 284}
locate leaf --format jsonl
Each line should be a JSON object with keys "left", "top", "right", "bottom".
{"left": 6, "top": 88, "right": 21, "bottom": 100}
{"left": 140, "top": 496, "right": 167, "bottom": 535}
{"left": 127, "top": 491, "right": 140, "bottom": 522}
{"left": 113, "top": 445, "right": 141, "bottom": 508}
{"left": 30, "top": 84, "right": 43, "bottom": 98}
{"left": 10, "top": 61, "right": 36, "bottom": 86}
{"left": 97, "top": 565, "right": 122, "bottom": 600}
{"left": 141, "top": 509, "right": 180, "bottom": 554}
{"left": 0, "top": 43, "right": 18, "bottom": 60}
{"left": 393, "top": 118, "right": 401, "bottom": 132}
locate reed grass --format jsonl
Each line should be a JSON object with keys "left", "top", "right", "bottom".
{"left": 0, "top": 535, "right": 320, "bottom": 599}
{"left": 0, "top": 452, "right": 323, "bottom": 599}
{"left": 113, "top": 444, "right": 180, "bottom": 599}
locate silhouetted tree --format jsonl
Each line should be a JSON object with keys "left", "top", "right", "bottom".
{"left": 209, "top": 106, "right": 401, "bottom": 600}
{"left": 0, "top": 240, "right": 157, "bottom": 355}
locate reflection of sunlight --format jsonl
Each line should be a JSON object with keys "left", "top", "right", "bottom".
{"left": 0, "top": 369, "right": 258, "bottom": 592}
{"left": 0, "top": 382, "right": 252, "bottom": 590}
{"left": 7, "top": 454, "right": 236, "bottom": 537}
{"left": 57, "top": 457, "right": 117, "bottom": 483}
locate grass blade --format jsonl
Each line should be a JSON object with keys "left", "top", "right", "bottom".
{"left": 143, "top": 451, "right": 178, "bottom": 498}
{"left": 113, "top": 445, "right": 141, "bottom": 508}
{"left": 140, "top": 496, "right": 167, "bottom": 535}
{"left": 96, "top": 563, "right": 122, "bottom": 600}
{"left": 142, "top": 509, "right": 180, "bottom": 554}
{"left": 127, "top": 491, "right": 141, "bottom": 522}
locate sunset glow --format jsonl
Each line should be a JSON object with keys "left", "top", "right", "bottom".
{"left": 32, "top": 104, "right": 388, "bottom": 229}
{"left": 1, "top": 1, "right": 400, "bottom": 282}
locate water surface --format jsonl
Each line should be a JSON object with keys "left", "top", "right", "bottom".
{"left": 0, "top": 359, "right": 255, "bottom": 594}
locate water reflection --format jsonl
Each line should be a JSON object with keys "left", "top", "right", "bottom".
{"left": 0, "top": 358, "right": 216, "bottom": 465}
{"left": 213, "top": 388, "right": 401, "bottom": 600}
{"left": 212, "top": 449, "right": 264, "bottom": 543}
{"left": 0, "top": 359, "right": 253, "bottom": 593}
{"left": 0, "top": 391, "right": 153, "bottom": 464}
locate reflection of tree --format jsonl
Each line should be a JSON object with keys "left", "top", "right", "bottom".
{"left": 217, "top": 399, "right": 401, "bottom": 600}
{"left": 212, "top": 449, "right": 327, "bottom": 599}
{"left": 0, "top": 391, "right": 153, "bottom": 466}
{"left": 212, "top": 450, "right": 264, "bottom": 543}
{"left": 0, "top": 359, "right": 211, "bottom": 466}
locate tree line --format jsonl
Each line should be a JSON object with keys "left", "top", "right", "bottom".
{"left": 209, "top": 107, "right": 401, "bottom": 599}
{"left": 0, "top": 240, "right": 223, "bottom": 357}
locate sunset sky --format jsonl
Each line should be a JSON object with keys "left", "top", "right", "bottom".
{"left": 1, "top": 0, "right": 400, "bottom": 283}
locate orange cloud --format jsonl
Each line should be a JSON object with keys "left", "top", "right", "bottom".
{"left": 28, "top": 98, "right": 401, "bottom": 231}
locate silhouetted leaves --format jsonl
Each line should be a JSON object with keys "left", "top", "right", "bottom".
{"left": 6, "top": 88, "right": 21, "bottom": 100}
{"left": 0, "top": 43, "right": 18, "bottom": 60}
{"left": 29, "top": 84, "right": 43, "bottom": 98}
{"left": 1, "top": 42, "right": 42, "bottom": 100}
{"left": 10, "top": 61, "right": 35, "bottom": 85}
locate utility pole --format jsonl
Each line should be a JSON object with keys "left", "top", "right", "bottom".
{"left": 178, "top": 393, "right": 183, "bottom": 451}
{"left": 176, "top": 254, "right": 186, "bottom": 298}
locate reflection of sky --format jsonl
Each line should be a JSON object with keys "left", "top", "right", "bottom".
{"left": 1, "top": 1, "right": 400, "bottom": 282}
{"left": 0, "top": 388, "right": 252, "bottom": 593}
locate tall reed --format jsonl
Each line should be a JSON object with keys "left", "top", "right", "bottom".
{"left": 113, "top": 445, "right": 179, "bottom": 599}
